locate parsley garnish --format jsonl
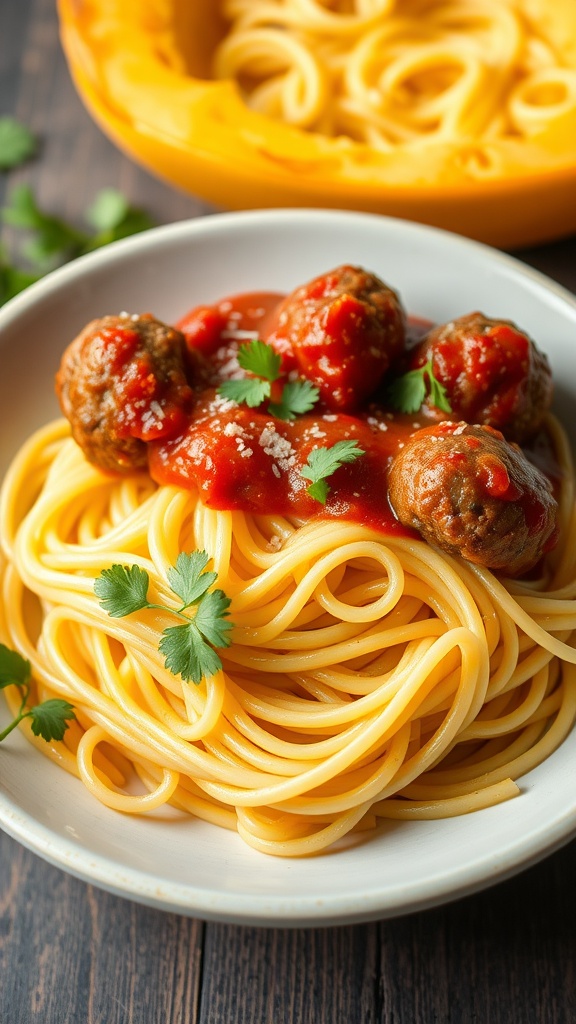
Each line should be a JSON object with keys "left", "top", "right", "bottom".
{"left": 268, "top": 379, "right": 320, "bottom": 420}
{"left": 301, "top": 440, "right": 365, "bottom": 504}
{"left": 0, "top": 643, "right": 76, "bottom": 744}
{"left": 83, "top": 188, "right": 156, "bottom": 251}
{"left": 2, "top": 184, "right": 86, "bottom": 267}
{"left": 387, "top": 358, "right": 452, "bottom": 415}
{"left": 0, "top": 183, "right": 155, "bottom": 305}
{"left": 2, "top": 184, "right": 155, "bottom": 270}
{"left": 218, "top": 339, "right": 319, "bottom": 421}
{"left": 237, "top": 338, "right": 281, "bottom": 382}
{"left": 94, "top": 552, "right": 233, "bottom": 686}
{"left": 0, "top": 246, "right": 40, "bottom": 305}
{"left": 220, "top": 375, "right": 271, "bottom": 410}
{"left": 0, "top": 117, "right": 36, "bottom": 170}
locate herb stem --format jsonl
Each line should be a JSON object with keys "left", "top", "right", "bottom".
{"left": 0, "top": 712, "right": 26, "bottom": 743}
{"left": 144, "top": 602, "right": 192, "bottom": 621}
{"left": 0, "top": 683, "right": 30, "bottom": 741}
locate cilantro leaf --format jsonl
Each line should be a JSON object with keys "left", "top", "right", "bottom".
{"left": 0, "top": 643, "right": 76, "bottom": 745}
{"left": 387, "top": 358, "right": 452, "bottom": 415}
{"left": 167, "top": 551, "right": 217, "bottom": 607}
{"left": 0, "top": 643, "right": 31, "bottom": 688}
{"left": 305, "top": 477, "right": 330, "bottom": 505}
{"left": 85, "top": 188, "right": 130, "bottom": 233}
{"left": 193, "top": 589, "right": 233, "bottom": 649}
{"left": 386, "top": 368, "right": 427, "bottom": 415}
{"left": 237, "top": 338, "right": 282, "bottom": 382}
{"left": 83, "top": 188, "right": 154, "bottom": 251}
{"left": 0, "top": 118, "right": 36, "bottom": 170}
{"left": 159, "top": 622, "right": 224, "bottom": 685}
{"left": 301, "top": 440, "right": 365, "bottom": 504}
{"left": 2, "top": 184, "right": 85, "bottom": 267}
{"left": 0, "top": 258, "right": 40, "bottom": 304}
{"left": 427, "top": 362, "right": 452, "bottom": 413}
{"left": 95, "top": 552, "right": 234, "bottom": 686}
{"left": 268, "top": 379, "right": 320, "bottom": 421}
{"left": 217, "top": 338, "right": 319, "bottom": 420}
{"left": 94, "top": 564, "right": 151, "bottom": 617}
{"left": 28, "top": 699, "right": 76, "bottom": 742}
{"left": 218, "top": 376, "right": 271, "bottom": 408}
{"left": 0, "top": 185, "right": 155, "bottom": 306}
{"left": 217, "top": 339, "right": 280, "bottom": 408}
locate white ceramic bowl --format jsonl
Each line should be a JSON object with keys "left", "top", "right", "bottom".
{"left": 1, "top": 210, "right": 576, "bottom": 926}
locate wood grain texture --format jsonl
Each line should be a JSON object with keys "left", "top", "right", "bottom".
{"left": 377, "top": 842, "right": 576, "bottom": 1024}
{"left": 2, "top": 1, "right": 576, "bottom": 1023}
{"left": 0, "top": 831, "right": 203, "bottom": 1024}
{"left": 198, "top": 923, "right": 380, "bottom": 1024}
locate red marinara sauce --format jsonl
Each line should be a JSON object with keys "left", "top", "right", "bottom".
{"left": 146, "top": 291, "right": 429, "bottom": 535}
{"left": 142, "top": 288, "right": 557, "bottom": 557}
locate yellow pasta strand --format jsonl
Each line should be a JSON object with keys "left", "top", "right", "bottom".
{"left": 1, "top": 417, "right": 576, "bottom": 856}
{"left": 213, "top": 0, "right": 576, "bottom": 161}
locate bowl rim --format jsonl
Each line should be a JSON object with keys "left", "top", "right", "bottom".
{"left": 2, "top": 208, "right": 576, "bottom": 926}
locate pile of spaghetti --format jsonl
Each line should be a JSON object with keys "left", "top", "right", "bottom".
{"left": 214, "top": 0, "right": 576, "bottom": 160}
{"left": 2, "top": 273, "right": 576, "bottom": 857}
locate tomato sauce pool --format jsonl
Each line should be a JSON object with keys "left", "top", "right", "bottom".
{"left": 146, "top": 291, "right": 429, "bottom": 535}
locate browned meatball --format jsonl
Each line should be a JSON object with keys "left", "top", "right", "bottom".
{"left": 388, "top": 422, "right": 558, "bottom": 576}
{"left": 56, "top": 313, "right": 194, "bottom": 474}
{"left": 267, "top": 265, "right": 406, "bottom": 412}
{"left": 410, "top": 312, "right": 552, "bottom": 442}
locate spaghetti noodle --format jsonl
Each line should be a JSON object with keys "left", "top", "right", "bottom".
{"left": 1, "top": 273, "right": 576, "bottom": 857}
{"left": 213, "top": 0, "right": 576, "bottom": 158}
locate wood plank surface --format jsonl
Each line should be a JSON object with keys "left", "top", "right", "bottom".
{"left": 2, "top": 2, "right": 576, "bottom": 1022}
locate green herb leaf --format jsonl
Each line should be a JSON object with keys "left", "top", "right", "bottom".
{"left": 268, "top": 379, "right": 320, "bottom": 421}
{"left": 95, "top": 552, "right": 234, "bottom": 686}
{"left": 218, "top": 338, "right": 320, "bottom": 420}
{"left": 28, "top": 699, "right": 76, "bottom": 743}
{"left": 167, "top": 551, "right": 218, "bottom": 607}
{"left": 0, "top": 185, "right": 155, "bottom": 306}
{"left": 0, "top": 258, "right": 40, "bottom": 304}
{"left": 386, "top": 368, "right": 427, "bottom": 415}
{"left": 193, "top": 589, "right": 233, "bottom": 649}
{"left": 217, "top": 376, "right": 271, "bottom": 408}
{"left": 426, "top": 361, "right": 452, "bottom": 413}
{"left": 0, "top": 643, "right": 31, "bottom": 688}
{"left": 301, "top": 440, "right": 366, "bottom": 504}
{"left": 94, "top": 564, "right": 151, "bottom": 617}
{"left": 85, "top": 188, "right": 130, "bottom": 232}
{"left": 83, "top": 188, "right": 154, "bottom": 251}
{"left": 0, "top": 118, "right": 36, "bottom": 170}
{"left": 237, "top": 338, "right": 282, "bottom": 382}
{"left": 159, "top": 622, "right": 224, "bottom": 686}
{"left": 0, "top": 643, "right": 76, "bottom": 745}
{"left": 305, "top": 477, "right": 330, "bottom": 505}
{"left": 2, "top": 184, "right": 86, "bottom": 267}
{"left": 387, "top": 358, "right": 452, "bottom": 415}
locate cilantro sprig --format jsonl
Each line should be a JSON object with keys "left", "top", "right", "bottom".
{"left": 0, "top": 247, "right": 40, "bottom": 304}
{"left": 0, "top": 116, "right": 155, "bottom": 307}
{"left": 2, "top": 184, "right": 154, "bottom": 272}
{"left": 387, "top": 358, "right": 452, "bottom": 415}
{"left": 218, "top": 339, "right": 319, "bottom": 421}
{"left": 94, "top": 552, "right": 233, "bottom": 686}
{"left": 0, "top": 117, "right": 36, "bottom": 170}
{"left": 301, "top": 440, "right": 365, "bottom": 504}
{"left": 0, "top": 643, "right": 76, "bottom": 744}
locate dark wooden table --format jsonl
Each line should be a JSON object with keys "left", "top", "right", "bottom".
{"left": 2, "top": 2, "right": 576, "bottom": 1022}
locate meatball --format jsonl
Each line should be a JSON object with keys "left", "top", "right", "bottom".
{"left": 267, "top": 265, "right": 406, "bottom": 412}
{"left": 410, "top": 312, "right": 552, "bottom": 442}
{"left": 56, "top": 313, "right": 194, "bottom": 474}
{"left": 388, "top": 422, "right": 558, "bottom": 576}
